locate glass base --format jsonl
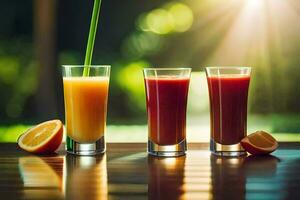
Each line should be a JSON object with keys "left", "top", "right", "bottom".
{"left": 66, "top": 136, "right": 105, "bottom": 156}
{"left": 148, "top": 139, "right": 186, "bottom": 157}
{"left": 210, "top": 139, "right": 246, "bottom": 157}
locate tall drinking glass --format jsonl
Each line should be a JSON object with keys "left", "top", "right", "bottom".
{"left": 206, "top": 67, "right": 251, "bottom": 156}
{"left": 143, "top": 68, "right": 191, "bottom": 157}
{"left": 62, "top": 65, "right": 110, "bottom": 155}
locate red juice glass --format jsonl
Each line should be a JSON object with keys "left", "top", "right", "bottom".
{"left": 206, "top": 67, "right": 251, "bottom": 156}
{"left": 143, "top": 68, "right": 191, "bottom": 157}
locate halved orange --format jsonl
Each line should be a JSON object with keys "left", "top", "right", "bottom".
{"left": 18, "top": 120, "right": 63, "bottom": 154}
{"left": 241, "top": 131, "right": 278, "bottom": 155}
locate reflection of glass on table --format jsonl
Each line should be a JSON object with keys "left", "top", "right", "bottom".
{"left": 148, "top": 156, "right": 185, "bottom": 199}
{"left": 63, "top": 155, "right": 108, "bottom": 200}
{"left": 210, "top": 155, "right": 246, "bottom": 199}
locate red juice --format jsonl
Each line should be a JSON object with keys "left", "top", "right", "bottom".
{"left": 145, "top": 77, "right": 190, "bottom": 145}
{"left": 207, "top": 75, "right": 250, "bottom": 145}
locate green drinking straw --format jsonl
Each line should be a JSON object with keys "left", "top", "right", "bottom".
{"left": 83, "top": 0, "right": 102, "bottom": 76}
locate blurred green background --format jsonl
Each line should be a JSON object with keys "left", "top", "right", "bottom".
{"left": 1, "top": 0, "right": 300, "bottom": 142}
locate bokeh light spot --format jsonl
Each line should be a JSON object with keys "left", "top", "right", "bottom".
{"left": 136, "top": 13, "right": 149, "bottom": 32}
{"left": 117, "top": 60, "right": 149, "bottom": 109}
{"left": 168, "top": 3, "right": 194, "bottom": 32}
{"left": 146, "top": 9, "right": 174, "bottom": 35}
{"left": 0, "top": 57, "right": 19, "bottom": 84}
{"left": 122, "top": 32, "right": 163, "bottom": 59}
{"left": 138, "top": 3, "right": 193, "bottom": 35}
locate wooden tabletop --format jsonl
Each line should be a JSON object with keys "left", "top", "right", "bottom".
{"left": 1, "top": 143, "right": 300, "bottom": 200}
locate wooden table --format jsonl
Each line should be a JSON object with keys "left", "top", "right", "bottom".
{"left": 0, "top": 143, "right": 300, "bottom": 200}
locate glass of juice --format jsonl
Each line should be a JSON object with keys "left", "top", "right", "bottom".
{"left": 62, "top": 65, "right": 110, "bottom": 155}
{"left": 206, "top": 67, "right": 251, "bottom": 156}
{"left": 143, "top": 68, "right": 191, "bottom": 157}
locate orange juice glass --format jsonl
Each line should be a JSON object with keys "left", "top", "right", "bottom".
{"left": 62, "top": 65, "right": 110, "bottom": 155}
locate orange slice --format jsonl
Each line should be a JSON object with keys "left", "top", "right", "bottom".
{"left": 18, "top": 120, "right": 63, "bottom": 154}
{"left": 241, "top": 131, "right": 278, "bottom": 155}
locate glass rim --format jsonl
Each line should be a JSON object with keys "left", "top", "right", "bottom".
{"left": 205, "top": 66, "right": 251, "bottom": 70}
{"left": 143, "top": 67, "right": 192, "bottom": 71}
{"left": 62, "top": 65, "right": 111, "bottom": 68}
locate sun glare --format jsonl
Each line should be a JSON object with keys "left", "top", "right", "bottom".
{"left": 207, "top": 0, "right": 293, "bottom": 67}
{"left": 246, "top": 0, "right": 263, "bottom": 9}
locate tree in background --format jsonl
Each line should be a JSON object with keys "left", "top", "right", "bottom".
{"left": 34, "top": 0, "right": 62, "bottom": 121}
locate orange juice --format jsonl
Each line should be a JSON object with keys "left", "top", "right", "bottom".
{"left": 63, "top": 77, "right": 109, "bottom": 143}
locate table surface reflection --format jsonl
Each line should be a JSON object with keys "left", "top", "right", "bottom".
{"left": 0, "top": 143, "right": 300, "bottom": 200}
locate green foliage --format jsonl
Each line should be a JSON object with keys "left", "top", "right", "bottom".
{"left": 0, "top": 39, "right": 37, "bottom": 120}
{"left": 272, "top": 114, "right": 300, "bottom": 133}
{"left": 0, "top": 56, "right": 19, "bottom": 84}
{"left": 59, "top": 51, "right": 81, "bottom": 65}
{"left": 0, "top": 125, "right": 30, "bottom": 142}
